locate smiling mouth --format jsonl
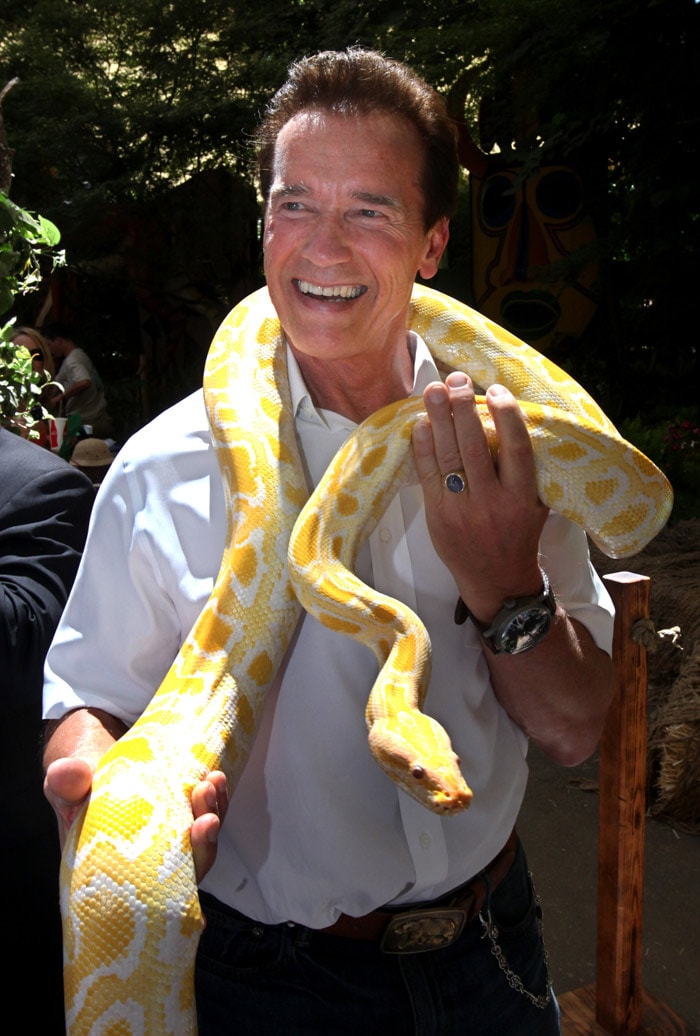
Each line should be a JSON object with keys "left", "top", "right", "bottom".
{"left": 296, "top": 279, "right": 367, "bottom": 300}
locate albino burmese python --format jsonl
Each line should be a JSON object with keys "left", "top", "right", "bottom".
{"left": 60, "top": 284, "right": 672, "bottom": 1034}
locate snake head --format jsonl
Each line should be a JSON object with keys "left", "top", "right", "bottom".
{"left": 405, "top": 759, "right": 473, "bottom": 815}
{"left": 368, "top": 718, "right": 473, "bottom": 815}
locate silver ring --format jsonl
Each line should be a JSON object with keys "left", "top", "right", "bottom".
{"left": 443, "top": 470, "right": 466, "bottom": 494}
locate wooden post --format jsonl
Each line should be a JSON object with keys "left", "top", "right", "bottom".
{"left": 558, "top": 571, "right": 692, "bottom": 1035}
{"left": 596, "top": 572, "right": 650, "bottom": 1035}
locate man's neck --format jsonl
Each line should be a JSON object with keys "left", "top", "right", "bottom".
{"left": 289, "top": 340, "right": 415, "bottom": 424}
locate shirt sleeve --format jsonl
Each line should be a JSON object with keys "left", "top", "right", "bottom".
{"left": 43, "top": 393, "right": 225, "bottom": 724}
{"left": 540, "top": 510, "right": 615, "bottom": 656}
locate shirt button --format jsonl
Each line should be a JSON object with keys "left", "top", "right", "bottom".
{"left": 419, "top": 832, "right": 432, "bottom": 850}
{"left": 379, "top": 528, "right": 392, "bottom": 544}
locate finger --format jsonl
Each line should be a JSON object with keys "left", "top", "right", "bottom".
{"left": 191, "top": 812, "right": 221, "bottom": 885}
{"left": 44, "top": 756, "right": 94, "bottom": 805}
{"left": 190, "top": 772, "right": 228, "bottom": 884}
{"left": 426, "top": 373, "right": 498, "bottom": 488}
{"left": 446, "top": 374, "right": 502, "bottom": 487}
{"left": 43, "top": 756, "right": 95, "bottom": 843}
{"left": 411, "top": 415, "right": 442, "bottom": 496}
{"left": 421, "top": 378, "right": 467, "bottom": 477}
{"left": 191, "top": 771, "right": 228, "bottom": 820}
{"left": 485, "top": 385, "right": 538, "bottom": 492}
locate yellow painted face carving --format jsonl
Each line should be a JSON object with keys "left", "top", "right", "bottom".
{"left": 471, "top": 164, "right": 599, "bottom": 352}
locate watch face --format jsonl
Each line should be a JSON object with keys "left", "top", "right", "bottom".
{"left": 499, "top": 607, "right": 552, "bottom": 655}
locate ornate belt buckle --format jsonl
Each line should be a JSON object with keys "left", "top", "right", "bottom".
{"left": 380, "top": 908, "right": 467, "bottom": 954}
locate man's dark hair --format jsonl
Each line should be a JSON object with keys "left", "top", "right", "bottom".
{"left": 255, "top": 48, "right": 459, "bottom": 231}
{"left": 42, "top": 321, "right": 78, "bottom": 342}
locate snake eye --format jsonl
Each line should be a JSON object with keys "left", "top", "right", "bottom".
{"left": 412, "top": 766, "right": 425, "bottom": 780}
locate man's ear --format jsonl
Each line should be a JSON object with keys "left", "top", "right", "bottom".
{"left": 418, "top": 218, "right": 450, "bottom": 280}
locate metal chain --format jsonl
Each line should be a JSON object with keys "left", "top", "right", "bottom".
{"left": 478, "top": 873, "right": 552, "bottom": 1010}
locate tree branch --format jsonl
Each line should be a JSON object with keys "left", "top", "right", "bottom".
{"left": 0, "top": 77, "right": 20, "bottom": 195}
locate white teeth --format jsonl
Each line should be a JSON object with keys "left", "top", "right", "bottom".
{"left": 297, "top": 280, "right": 364, "bottom": 299}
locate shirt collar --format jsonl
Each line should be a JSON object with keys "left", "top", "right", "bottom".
{"left": 287, "top": 330, "right": 441, "bottom": 430}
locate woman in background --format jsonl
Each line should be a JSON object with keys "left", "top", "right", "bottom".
{"left": 11, "top": 326, "right": 62, "bottom": 445}
{"left": 11, "top": 325, "right": 56, "bottom": 380}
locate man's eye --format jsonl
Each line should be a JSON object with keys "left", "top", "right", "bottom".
{"left": 282, "top": 201, "right": 305, "bottom": 211}
{"left": 359, "top": 209, "right": 381, "bottom": 218}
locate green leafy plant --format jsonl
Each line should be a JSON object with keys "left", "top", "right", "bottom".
{"left": 0, "top": 192, "right": 63, "bottom": 313}
{"left": 0, "top": 190, "right": 64, "bottom": 433}
{"left": 0, "top": 333, "right": 44, "bottom": 431}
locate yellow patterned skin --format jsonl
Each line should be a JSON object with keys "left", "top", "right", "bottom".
{"left": 60, "top": 284, "right": 672, "bottom": 1035}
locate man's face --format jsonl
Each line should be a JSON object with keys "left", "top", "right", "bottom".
{"left": 46, "top": 336, "right": 64, "bottom": 361}
{"left": 263, "top": 110, "right": 448, "bottom": 368}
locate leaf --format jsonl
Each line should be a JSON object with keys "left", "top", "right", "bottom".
{"left": 0, "top": 205, "right": 15, "bottom": 235}
{"left": 0, "top": 282, "right": 14, "bottom": 316}
{"left": 38, "top": 215, "right": 62, "bottom": 246}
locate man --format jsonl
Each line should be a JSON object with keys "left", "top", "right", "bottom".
{"left": 43, "top": 49, "right": 615, "bottom": 1034}
{"left": 0, "top": 427, "right": 94, "bottom": 1034}
{"left": 43, "top": 321, "right": 113, "bottom": 438}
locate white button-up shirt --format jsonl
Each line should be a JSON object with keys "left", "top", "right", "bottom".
{"left": 44, "top": 333, "right": 614, "bottom": 927}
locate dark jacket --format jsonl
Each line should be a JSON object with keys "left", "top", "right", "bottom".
{"left": 0, "top": 427, "right": 94, "bottom": 1035}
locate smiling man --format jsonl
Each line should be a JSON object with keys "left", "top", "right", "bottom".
{"left": 261, "top": 108, "right": 448, "bottom": 423}
{"left": 43, "top": 49, "right": 615, "bottom": 1035}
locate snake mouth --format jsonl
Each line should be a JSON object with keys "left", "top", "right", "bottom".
{"left": 433, "top": 785, "right": 473, "bottom": 811}
{"left": 295, "top": 279, "right": 367, "bottom": 301}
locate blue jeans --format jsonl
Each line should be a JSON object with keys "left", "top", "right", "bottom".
{"left": 195, "top": 839, "right": 561, "bottom": 1035}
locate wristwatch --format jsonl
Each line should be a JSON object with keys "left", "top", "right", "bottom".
{"left": 458, "top": 569, "right": 557, "bottom": 655}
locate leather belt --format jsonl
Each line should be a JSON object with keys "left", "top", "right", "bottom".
{"left": 319, "top": 828, "right": 518, "bottom": 954}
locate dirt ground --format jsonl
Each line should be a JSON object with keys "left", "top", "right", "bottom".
{"left": 519, "top": 720, "right": 699, "bottom": 1032}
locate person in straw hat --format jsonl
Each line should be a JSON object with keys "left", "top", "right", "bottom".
{"left": 69, "top": 437, "right": 115, "bottom": 486}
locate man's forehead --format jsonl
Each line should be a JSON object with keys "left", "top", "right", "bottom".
{"left": 269, "top": 111, "right": 420, "bottom": 200}
{"left": 274, "top": 107, "right": 416, "bottom": 152}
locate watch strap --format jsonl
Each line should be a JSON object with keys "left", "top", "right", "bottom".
{"left": 454, "top": 568, "right": 556, "bottom": 654}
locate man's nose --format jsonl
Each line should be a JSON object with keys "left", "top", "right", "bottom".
{"left": 302, "top": 214, "right": 353, "bottom": 266}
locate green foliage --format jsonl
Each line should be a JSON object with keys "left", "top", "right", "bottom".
{"left": 0, "top": 191, "right": 62, "bottom": 314}
{"left": 0, "top": 0, "right": 260, "bottom": 222}
{"left": 0, "top": 0, "right": 697, "bottom": 502}
{"left": 0, "top": 191, "right": 63, "bottom": 431}
{"left": 0, "top": 330, "right": 44, "bottom": 431}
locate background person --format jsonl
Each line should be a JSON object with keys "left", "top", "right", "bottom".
{"left": 42, "top": 48, "right": 615, "bottom": 1035}
{"left": 11, "top": 325, "right": 56, "bottom": 381}
{"left": 43, "top": 320, "right": 113, "bottom": 438}
{"left": 10, "top": 325, "right": 62, "bottom": 445}
{"left": 69, "top": 436, "right": 116, "bottom": 486}
{"left": 0, "top": 425, "right": 94, "bottom": 1035}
